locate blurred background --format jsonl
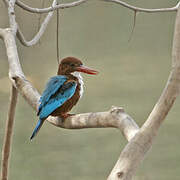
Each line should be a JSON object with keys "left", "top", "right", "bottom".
{"left": 0, "top": 0, "right": 180, "bottom": 179}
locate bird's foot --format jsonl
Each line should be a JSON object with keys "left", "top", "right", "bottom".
{"left": 67, "top": 113, "right": 75, "bottom": 117}
{"left": 60, "top": 113, "right": 75, "bottom": 120}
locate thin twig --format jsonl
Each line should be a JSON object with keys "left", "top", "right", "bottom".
{"left": 103, "top": 0, "right": 179, "bottom": 13}
{"left": 0, "top": 86, "right": 18, "bottom": 180}
{"left": 17, "top": 0, "right": 57, "bottom": 47}
{"left": 56, "top": 1, "right": 60, "bottom": 64}
{"left": 128, "top": 10, "right": 137, "bottom": 42}
{"left": 15, "top": 0, "right": 88, "bottom": 14}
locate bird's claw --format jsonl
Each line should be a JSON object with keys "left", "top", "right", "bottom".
{"left": 60, "top": 113, "right": 75, "bottom": 119}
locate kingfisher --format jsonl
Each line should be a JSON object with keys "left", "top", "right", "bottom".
{"left": 30, "top": 57, "right": 98, "bottom": 140}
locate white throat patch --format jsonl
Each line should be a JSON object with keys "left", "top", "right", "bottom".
{"left": 71, "top": 72, "right": 84, "bottom": 98}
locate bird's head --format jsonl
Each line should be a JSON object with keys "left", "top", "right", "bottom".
{"left": 58, "top": 57, "right": 98, "bottom": 75}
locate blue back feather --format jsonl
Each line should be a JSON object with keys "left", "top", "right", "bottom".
{"left": 38, "top": 75, "right": 77, "bottom": 119}
{"left": 39, "top": 75, "right": 67, "bottom": 106}
{"left": 30, "top": 75, "right": 77, "bottom": 140}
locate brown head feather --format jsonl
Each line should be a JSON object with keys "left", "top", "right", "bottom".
{"left": 58, "top": 57, "right": 83, "bottom": 75}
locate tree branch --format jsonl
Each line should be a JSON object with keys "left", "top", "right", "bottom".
{"left": 2, "top": 1, "right": 180, "bottom": 180}
{"left": 44, "top": 106, "right": 139, "bottom": 142}
{"left": 7, "top": 0, "right": 17, "bottom": 34}
{"left": 12, "top": 76, "right": 139, "bottom": 142}
{"left": 0, "top": 3, "right": 19, "bottom": 179}
{"left": 16, "top": 0, "right": 57, "bottom": 47}
{"left": 0, "top": 28, "right": 139, "bottom": 143}
{"left": 0, "top": 85, "right": 18, "bottom": 180}
{"left": 15, "top": 0, "right": 180, "bottom": 14}
{"left": 15, "top": 0, "right": 180, "bottom": 47}
{"left": 15, "top": 0, "right": 88, "bottom": 14}
{"left": 103, "top": 0, "right": 179, "bottom": 13}
{"left": 0, "top": 28, "right": 40, "bottom": 109}
{"left": 107, "top": 5, "right": 180, "bottom": 180}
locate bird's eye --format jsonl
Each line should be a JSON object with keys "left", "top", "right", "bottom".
{"left": 70, "top": 63, "right": 75, "bottom": 67}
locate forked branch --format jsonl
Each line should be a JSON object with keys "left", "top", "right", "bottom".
{"left": 0, "top": 28, "right": 139, "bottom": 143}
{"left": 17, "top": 0, "right": 57, "bottom": 46}
{"left": 108, "top": 5, "right": 180, "bottom": 180}
{"left": 16, "top": 0, "right": 180, "bottom": 47}
{"left": 15, "top": 0, "right": 88, "bottom": 14}
{"left": 1, "top": 0, "right": 180, "bottom": 180}
{"left": 16, "top": 0, "right": 180, "bottom": 14}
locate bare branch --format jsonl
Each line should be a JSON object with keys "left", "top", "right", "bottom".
{"left": 0, "top": 85, "right": 18, "bottom": 180}
{"left": 103, "top": 0, "right": 179, "bottom": 13}
{"left": 2, "top": 1, "right": 180, "bottom": 180}
{"left": 12, "top": 76, "right": 139, "bottom": 142}
{"left": 15, "top": 0, "right": 180, "bottom": 14}
{"left": 0, "top": 28, "right": 139, "bottom": 143}
{"left": 8, "top": 0, "right": 17, "bottom": 34}
{"left": 45, "top": 106, "right": 139, "bottom": 141}
{"left": 0, "top": 28, "right": 40, "bottom": 109}
{"left": 15, "top": 0, "right": 88, "bottom": 14}
{"left": 108, "top": 5, "right": 180, "bottom": 180}
{"left": 16, "top": 0, "right": 57, "bottom": 47}
{"left": 15, "top": 0, "right": 180, "bottom": 47}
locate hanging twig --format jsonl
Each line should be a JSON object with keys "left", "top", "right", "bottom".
{"left": 128, "top": 10, "right": 137, "bottom": 42}
{"left": 15, "top": 0, "right": 179, "bottom": 14}
{"left": 56, "top": 1, "right": 60, "bottom": 64}
{"left": 0, "top": 86, "right": 18, "bottom": 180}
{"left": 17, "top": 0, "right": 57, "bottom": 47}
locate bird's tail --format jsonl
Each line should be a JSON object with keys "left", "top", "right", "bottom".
{"left": 30, "top": 119, "right": 45, "bottom": 140}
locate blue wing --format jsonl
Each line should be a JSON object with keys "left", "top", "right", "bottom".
{"left": 38, "top": 75, "right": 77, "bottom": 119}
{"left": 38, "top": 75, "right": 67, "bottom": 106}
{"left": 30, "top": 75, "right": 77, "bottom": 140}
{"left": 30, "top": 119, "right": 43, "bottom": 140}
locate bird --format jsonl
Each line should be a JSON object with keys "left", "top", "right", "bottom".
{"left": 30, "top": 57, "right": 98, "bottom": 140}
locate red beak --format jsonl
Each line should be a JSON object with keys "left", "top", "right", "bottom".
{"left": 76, "top": 65, "right": 98, "bottom": 75}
